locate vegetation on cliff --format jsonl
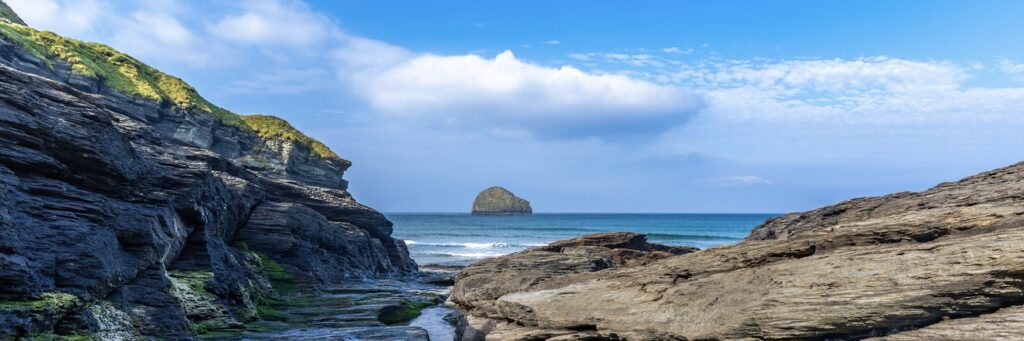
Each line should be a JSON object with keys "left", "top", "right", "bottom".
{"left": 0, "top": 1, "right": 23, "bottom": 25}
{"left": 0, "top": 21, "right": 340, "bottom": 160}
{"left": 242, "top": 115, "right": 340, "bottom": 160}
{"left": 471, "top": 186, "right": 532, "bottom": 215}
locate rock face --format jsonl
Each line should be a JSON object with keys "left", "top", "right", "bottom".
{"left": 451, "top": 232, "right": 697, "bottom": 338}
{"left": 0, "top": 13, "right": 416, "bottom": 340}
{"left": 452, "top": 162, "right": 1024, "bottom": 340}
{"left": 471, "top": 186, "right": 532, "bottom": 215}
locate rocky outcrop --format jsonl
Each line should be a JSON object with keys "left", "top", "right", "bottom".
{"left": 451, "top": 233, "right": 696, "bottom": 326}
{"left": 471, "top": 186, "right": 532, "bottom": 215}
{"left": 452, "top": 162, "right": 1024, "bottom": 340}
{"left": 0, "top": 14, "right": 416, "bottom": 340}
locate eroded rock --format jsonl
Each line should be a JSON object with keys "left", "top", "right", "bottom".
{"left": 453, "top": 162, "right": 1024, "bottom": 340}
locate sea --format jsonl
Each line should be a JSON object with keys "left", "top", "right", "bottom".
{"left": 388, "top": 213, "right": 778, "bottom": 266}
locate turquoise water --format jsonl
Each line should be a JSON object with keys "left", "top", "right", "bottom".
{"left": 388, "top": 213, "right": 777, "bottom": 266}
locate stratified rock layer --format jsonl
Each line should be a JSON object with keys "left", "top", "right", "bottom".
{"left": 0, "top": 20, "right": 415, "bottom": 340}
{"left": 452, "top": 232, "right": 697, "bottom": 335}
{"left": 452, "top": 162, "right": 1024, "bottom": 340}
{"left": 471, "top": 186, "right": 532, "bottom": 215}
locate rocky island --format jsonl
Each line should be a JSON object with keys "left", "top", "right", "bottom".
{"left": 452, "top": 161, "right": 1024, "bottom": 340}
{"left": 471, "top": 186, "right": 532, "bottom": 216}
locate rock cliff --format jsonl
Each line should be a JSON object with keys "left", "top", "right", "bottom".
{"left": 471, "top": 186, "right": 532, "bottom": 216}
{"left": 452, "top": 162, "right": 1024, "bottom": 340}
{"left": 0, "top": 13, "right": 416, "bottom": 340}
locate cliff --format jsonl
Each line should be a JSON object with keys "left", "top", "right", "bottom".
{"left": 0, "top": 13, "right": 416, "bottom": 340}
{"left": 452, "top": 161, "right": 1024, "bottom": 340}
{"left": 471, "top": 186, "right": 532, "bottom": 216}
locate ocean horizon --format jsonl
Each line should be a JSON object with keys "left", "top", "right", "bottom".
{"left": 388, "top": 212, "right": 778, "bottom": 266}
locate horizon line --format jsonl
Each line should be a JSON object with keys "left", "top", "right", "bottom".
{"left": 381, "top": 211, "right": 783, "bottom": 215}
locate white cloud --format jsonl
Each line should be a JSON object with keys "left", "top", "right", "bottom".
{"left": 333, "top": 37, "right": 411, "bottom": 70}
{"left": 617, "top": 57, "right": 1024, "bottom": 126}
{"left": 225, "top": 68, "right": 333, "bottom": 95}
{"left": 545, "top": 40, "right": 561, "bottom": 45}
{"left": 1000, "top": 60, "right": 1024, "bottom": 81}
{"left": 662, "top": 47, "right": 693, "bottom": 54}
{"left": 335, "top": 49, "right": 703, "bottom": 138}
{"left": 6, "top": 0, "right": 104, "bottom": 36}
{"left": 208, "top": 0, "right": 335, "bottom": 47}
{"left": 567, "top": 53, "right": 591, "bottom": 61}
{"left": 702, "top": 176, "right": 774, "bottom": 187}
{"left": 109, "top": 11, "right": 221, "bottom": 66}
{"left": 569, "top": 52, "right": 666, "bottom": 68}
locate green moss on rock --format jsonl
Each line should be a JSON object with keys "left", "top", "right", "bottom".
{"left": 378, "top": 299, "right": 431, "bottom": 324}
{"left": 0, "top": 292, "right": 78, "bottom": 312}
{"left": 242, "top": 115, "right": 340, "bottom": 160}
{"left": 254, "top": 253, "right": 299, "bottom": 295}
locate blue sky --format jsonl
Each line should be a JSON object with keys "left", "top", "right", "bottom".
{"left": 10, "top": 0, "right": 1024, "bottom": 213}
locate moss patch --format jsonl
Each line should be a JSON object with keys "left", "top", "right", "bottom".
{"left": 242, "top": 115, "right": 340, "bottom": 160}
{"left": 232, "top": 240, "right": 250, "bottom": 252}
{"left": 0, "top": 292, "right": 78, "bottom": 312}
{"left": 254, "top": 253, "right": 299, "bottom": 295}
{"left": 29, "top": 332, "right": 96, "bottom": 341}
{"left": 168, "top": 271, "right": 215, "bottom": 297}
{"left": 378, "top": 299, "right": 432, "bottom": 324}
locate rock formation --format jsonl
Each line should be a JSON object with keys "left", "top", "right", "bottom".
{"left": 452, "top": 162, "right": 1024, "bottom": 340}
{"left": 0, "top": 10, "right": 416, "bottom": 339}
{"left": 471, "top": 186, "right": 532, "bottom": 215}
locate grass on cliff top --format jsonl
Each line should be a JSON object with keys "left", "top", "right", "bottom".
{"left": 0, "top": 22, "right": 341, "bottom": 160}
{"left": 0, "top": 1, "right": 24, "bottom": 26}
{"left": 242, "top": 115, "right": 340, "bottom": 160}
{"left": 0, "top": 22, "right": 244, "bottom": 128}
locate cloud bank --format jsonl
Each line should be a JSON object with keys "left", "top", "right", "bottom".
{"left": 335, "top": 49, "right": 703, "bottom": 138}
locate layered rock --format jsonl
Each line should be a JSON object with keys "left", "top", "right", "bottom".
{"left": 471, "top": 186, "right": 532, "bottom": 215}
{"left": 451, "top": 232, "right": 697, "bottom": 336}
{"left": 452, "top": 162, "right": 1024, "bottom": 340}
{"left": 0, "top": 14, "right": 416, "bottom": 340}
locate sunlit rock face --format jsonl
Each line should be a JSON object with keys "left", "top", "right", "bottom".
{"left": 453, "top": 162, "right": 1024, "bottom": 340}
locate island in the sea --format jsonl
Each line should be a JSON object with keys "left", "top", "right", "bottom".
{"left": 471, "top": 186, "right": 533, "bottom": 215}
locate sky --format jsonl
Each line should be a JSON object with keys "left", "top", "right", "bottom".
{"left": 9, "top": 0, "right": 1024, "bottom": 213}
